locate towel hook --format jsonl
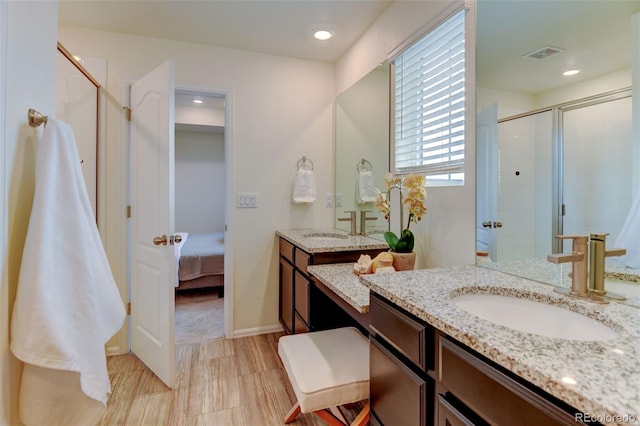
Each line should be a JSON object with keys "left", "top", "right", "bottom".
{"left": 357, "top": 158, "right": 373, "bottom": 172}
{"left": 28, "top": 109, "right": 49, "bottom": 128}
{"left": 296, "top": 155, "right": 314, "bottom": 171}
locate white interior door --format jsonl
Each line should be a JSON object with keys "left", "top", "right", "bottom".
{"left": 130, "top": 60, "right": 176, "bottom": 387}
{"left": 476, "top": 103, "right": 498, "bottom": 260}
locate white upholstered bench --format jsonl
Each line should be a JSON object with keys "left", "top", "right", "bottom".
{"left": 278, "top": 327, "right": 370, "bottom": 425}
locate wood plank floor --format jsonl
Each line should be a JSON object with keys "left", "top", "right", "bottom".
{"left": 101, "top": 333, "right": 367, "bottom": 425}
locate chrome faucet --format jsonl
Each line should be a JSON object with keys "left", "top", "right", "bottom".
{"left": 589, "top": 233, "right": 627, "bottom": 300}
{"left": 359, "top": 210, "right": 378, "bottom": 235}
{"left": 338, "top": 210, "right": 357, "bottom": 235}
{"left": 547, "top": 235, "right": 591, "bottom": 299}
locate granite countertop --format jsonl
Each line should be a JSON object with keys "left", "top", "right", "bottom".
{"left": 276, "top": 228, "right": 388, "bottom": 253}
{"left": 359, "top": 266, "right": 640, "bottom": 425}
{"left": 307, "top": 263, "right": 369, "bottom": 313}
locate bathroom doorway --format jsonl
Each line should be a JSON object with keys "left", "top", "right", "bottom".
{"left": 173, "top": 90, "right": 227, "bottom": 344}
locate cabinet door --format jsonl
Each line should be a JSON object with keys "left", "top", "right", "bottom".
{"left": 279, "top": 258, "right": 294, "bottom": 334}
{"left": 294, "top": 270, "right": 310, "bottom": 324}
{"left": 370, "top": 337, "right": 431, "bottom": 426}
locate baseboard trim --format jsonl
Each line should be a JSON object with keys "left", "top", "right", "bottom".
{"left": 106, "top": 345, "right": 127, "bottom": 357}
{"left": 231, "top": 324, "right": 283, "bottom": 339}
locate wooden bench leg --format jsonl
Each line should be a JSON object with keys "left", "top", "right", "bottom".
{"left": 313, "top": 409, "right": 345, "bottom": 426}
{"left": 350, "top": 402, "right": 370, "bottom": 426}
{"left": 284, "top": 402, "right": 301, "bottom": 424}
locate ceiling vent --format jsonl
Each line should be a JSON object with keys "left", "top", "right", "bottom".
{"left": 523, "top": 46, "right": 565, "bottom": 60}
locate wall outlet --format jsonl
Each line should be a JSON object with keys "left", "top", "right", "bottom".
{"left": 325, "top": 193, "right": 333, "bottom": 207}
{"left": 237, "top": 192, "right": 258, "bottom": 208}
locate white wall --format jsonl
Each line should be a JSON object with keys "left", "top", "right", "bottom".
{"left": 58, "top": 26, "right": 335, "bottom": 334}
{"left": 175, "top": 130, "right": 225, "bottom": 233}
{"left": 1, "top": 2, "right": 58, "bottom": 424}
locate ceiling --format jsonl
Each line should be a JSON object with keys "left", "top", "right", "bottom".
{"left": 477, "top": 0, "right": 640, "bottom": 95}
{"left": 59, "top": 1, "right": 640, "bottom": 94}
{"left": 58, "top": 0, "right": 392, "bottom": 63}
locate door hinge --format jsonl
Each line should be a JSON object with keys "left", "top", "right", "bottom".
{"left": 123, "top": 106, "right": 132, "bottom": 122}
{"left": 126, "top": 205, "right": 131, "bottom": 218}
{"left": 127, "top": 302, "right": 131, "bottom": 315}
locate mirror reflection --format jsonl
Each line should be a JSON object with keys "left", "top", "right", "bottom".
{"left": 335, "top": 63, "right": 390, "bottom": 239}
{"left": 476, "top": 0, "right": 640, "bottom": 305}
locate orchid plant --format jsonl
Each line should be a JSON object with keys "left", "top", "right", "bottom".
{"left": 375, "top": 173, "right": 427, "bottom": 253}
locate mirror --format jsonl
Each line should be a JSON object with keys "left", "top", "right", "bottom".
{"left": 476, "top": 0, "right": 640, "bottom": 301}
{"left": 335, "top": 63, "right": 390, "bottom": 239}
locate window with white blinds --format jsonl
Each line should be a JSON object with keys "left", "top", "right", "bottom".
{"left": 393, "top": 8, "right": 466, "bottom": 183}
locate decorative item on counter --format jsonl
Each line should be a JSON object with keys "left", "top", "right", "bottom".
{"left": 375, "top": 172, "right": 427, "bottom": 271}
{"left": 353, "top": 254, "right": 373, "bottom": 275}
{"left": 353, "top": 252, "right": 395, "bottom": 275}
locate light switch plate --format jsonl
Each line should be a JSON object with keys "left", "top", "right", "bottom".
{"left": 237, "top": 193, "right": 258, "bottom": 208}
{"left": 325, "top": 193, "right": 333, "bottom": 207}
{"left": 335, "top": 193, "right": 343, "bottom": 207}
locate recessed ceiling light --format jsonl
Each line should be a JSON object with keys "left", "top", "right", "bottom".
{"left": 314, "top": 30, "right": 333, "bottom": 41}
{"left": 193, "top": 99, "right": 203, "bottom": 104}
{"left": 563, "top": 69, "right": 580, "bottom": 76}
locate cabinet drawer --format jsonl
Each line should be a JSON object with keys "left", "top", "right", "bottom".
{"left": 437, "top": 394, "right": 487, "bottom": 426}
{"left": 294, "top": 270, "right": 310, "bottom": 323}
{"left": 294, "top": 248, "right": 310, "bottom": 274}
{"left": 439, "top": 336, "right": 576, "bottom": 425}
{"left": 279, "top": 238, "right": 294, "bottom": 263}
{"left": 370, "top": 337, "right": 431, "bottom": 426}
{"left": 370, "top": 293, "right": 428, "bottom": 371}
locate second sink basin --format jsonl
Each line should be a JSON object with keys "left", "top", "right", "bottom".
{"left": 453, "top": 293, "right": 618, "bottom": 341}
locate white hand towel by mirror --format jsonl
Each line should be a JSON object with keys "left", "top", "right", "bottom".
{"left": 614, "top": 193, "right": 640, "bottom": 268}
{"left": 356, "top": 170, "right": 377, "bottom": 204}
{"left": 292, "top": 169, "right": 316, "bottom": 204}
{"left": 11, "top": 119, "right": 126, "bottom": 426}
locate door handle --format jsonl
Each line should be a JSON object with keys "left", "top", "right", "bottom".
{"left": 153, "top": 235, "right": 168, "bottom": 246}
{"left": 482, "top": 222, "right": 492, "bottom": 228}
{"left": 493, "top": 221, "right": 503, "bottom": 228}
{"left": 169, "top": 234, "right": 183, "bottom": 245}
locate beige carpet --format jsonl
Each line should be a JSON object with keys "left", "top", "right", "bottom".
{"left": 175, "top": 288, "right": 224, "bottom": 344}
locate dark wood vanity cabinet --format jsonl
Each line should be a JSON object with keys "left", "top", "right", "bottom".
{"left": 278, "top": 237, "right": 382, "bottom": 335}
{"left": 370, "top": 292, "right": 590, "bottom": 426}
{"left": 369, "top": 293, "right": 436, "bottom": 426}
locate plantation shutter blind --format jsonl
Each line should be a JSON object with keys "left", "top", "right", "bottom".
{"left": 393, "top": 8, "right": 466, "bottom": 177}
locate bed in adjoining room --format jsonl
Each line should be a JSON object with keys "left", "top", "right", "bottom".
{"left": 175, "top": 232, "right": 225, "bottom": 297}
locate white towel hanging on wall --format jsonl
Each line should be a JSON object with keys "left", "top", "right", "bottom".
{"left": 11, "top": 119, "right": 126, "bottom": 426}
{"left": 614, "top": 192, "right": 640, "bottom": 268}
{"left": 292, "top": 169, "right": 316, "bottom": 204}
{"left": 356, "top": 170, "right": 377, "bottom": 204}
{"left": 292, "top": 156, "right": 316, "bottom": 204}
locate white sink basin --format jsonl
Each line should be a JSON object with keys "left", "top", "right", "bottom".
{"left": 453, "top": 294, "right": 618, "bottom": 341}
{"left": 302, "top": 232, "right": 349, "bottom": 240}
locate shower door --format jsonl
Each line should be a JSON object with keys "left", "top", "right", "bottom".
{"left": 560, "top": 96, "right": 633, "bottom": 252}
{"left": 495, "top": 110, "right": 553, "bottom": 262}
